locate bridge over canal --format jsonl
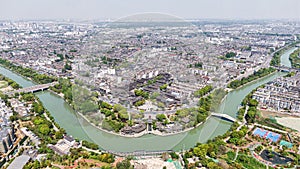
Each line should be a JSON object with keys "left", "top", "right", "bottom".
{"left": 5, "top": 82, "right": 58, "bottom": 96}
{"left": 211, "top": 112, "right": 237, "bottom": 123}
{"left": 271, "top": 66, "right": 299, "bottom": 72}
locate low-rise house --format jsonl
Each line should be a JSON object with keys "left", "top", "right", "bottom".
{"left": 20, "top": 128, "right": 40, "bottom": 147}
{"left": 9, "top": 98, "right": 28, "bottom": 117}
{"left": 253, "top": 75, "right": 300, "bottom": 114}
{"left": 48, "top": 135, "right": 78, "bottom": 155}
{"left": 121, "top": 122, "right": 146, "bottom": 135}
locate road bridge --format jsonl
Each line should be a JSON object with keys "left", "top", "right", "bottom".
{"left": 5, "top": 82, "right": 58, "bottom": 96}
{"left": 271, "top": 66, "right": 299, "bottom": 72}
{"left": 105, "top": 150, "right": 173, "bottom": 157}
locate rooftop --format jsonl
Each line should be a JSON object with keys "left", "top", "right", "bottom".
{"left": 7, "top": 155, "right": 31, "bottom": 169}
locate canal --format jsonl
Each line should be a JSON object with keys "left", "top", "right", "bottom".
{"left": 0, "top": 48, "right": 294, "bottom": 152}
{"left": 280, "top": 47, "right": 297, "bottom": 68}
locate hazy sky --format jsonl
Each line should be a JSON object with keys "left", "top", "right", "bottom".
{"left": 0, "top": 0, "right": 299, "bottom": 20}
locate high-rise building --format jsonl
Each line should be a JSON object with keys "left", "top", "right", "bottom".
{"left": 0, "top": 127, "right": 16, "bottom": 153}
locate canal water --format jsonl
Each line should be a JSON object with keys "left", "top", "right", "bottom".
{"left": 0, "top": 48, "right": 293, "bottom": 152}
{"left": 280, "top": 47, "right": 297, "bottom": 68}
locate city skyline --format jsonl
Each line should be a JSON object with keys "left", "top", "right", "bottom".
{"left": 0, "top": 0, "right": 300, "bottom": 20}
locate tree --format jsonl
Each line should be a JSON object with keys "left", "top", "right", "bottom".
{"left": 238, "top": 154, "right": 249, "bottom": 163}
{"left": 113, "top": 104, "right": 126, "bottom": 112}
{"left": 194, "top": 85, "right": 213, "bottom": 97}
{"left": 246, "top": 109, "right": 256, "bottom": 123}
{"left": 64, "top": 62, "right": 72, "bottom": 70}
{"left": 33, "top": 117, "right": 44, "bottom": 125}
{"left": 100, "top": 101, "right": 112, "bottom": 109}
{"left": 134, "top": 89, "right": 149, "bottom": 99}
{"left": 248, "top": 99, "right": 258, "bottom": 107}
{"left": 156, "top": 114, "right": 166, "bottom": 122}
{"left": 160, "top": 84, "right": 168, "bottom": 91}
{"left": 57, "top": 54, "right": 64, "bottom": 61}
{"left": 82, "top": 140, "right": 99, "bottom": 150}
{"left": 169, "top": 152, "right": 179, "bottom": 159}
{"left": 163, "top": 119, "right": 169, "bottom": 125}
{"left": 22, "top": 93, "right": 35, "bottom": 102}
{"left": 193, "top": 144, "right": 209, "bottom": 159}
{"left": 79, "top": 100, "right": 98, "bottom": 114}
{"left": 39, "top": 124, "right": 50, "bottom": 135}
{"left": 134, "top": 99, "right": 145, "bottom": 107}
{"left": 152, "top": 121, "right": 157, "bottom": 130}
{"left": 55, "top": 130, "right": 64, "bottom": 139}
{"left": 118, "top": 110, "right": 129, "bottom": 121}
{"left": 157, "top": 102, "right": 165, "bottom": 108}
{"left": 150, "top": 92, "right": 160, "bottom": 99}
{"left": 225, "top": 52, "right": 236, "bottom": 58}
{"left": 33, "top": 102, "right": 44, "bottom": 114}
{"left": 207, "top": 161, "right": 222, "bottom": 169}
{"left": 116, "top": 159, "right": 132, "bottom": 169}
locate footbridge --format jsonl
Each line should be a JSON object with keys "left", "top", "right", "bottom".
{"left": 5, "top": 82, "right": 58, "bottom": 96}
{"left": 211, "top": 112, "right": 237, "bottom": 123}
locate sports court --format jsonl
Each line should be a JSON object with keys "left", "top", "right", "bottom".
{"left": 253, "top": 127, "right": 281, "bottom": 143}
{"left": 280, "top": 140, "right": 293, "bottom": 148}
{"left": 253, "top": 128, "right": 267, "bottom": 137}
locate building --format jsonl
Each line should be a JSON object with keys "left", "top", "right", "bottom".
{"left": 0, "top": 126, "right": 16, "bottom": 154}
{"left": 7, "top": 155, "right": 31, "bottom": 169}
{"left": 48, "top": 135, "right": 77, "bottom": 155}
{"left": 9, "top": 98, "right": 28, "bottom": 117}
{"left": 253, "top": 74, "right": 300, "bottom": 114}
{"left": 121, "top": 123, "right": 146, "bottom": 135}
{"left": 20, "top": 127, "right": 40, "bottom": 147}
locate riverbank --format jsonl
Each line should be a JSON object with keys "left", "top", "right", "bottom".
{"left": 0, "top": 58, "right": 56, "bottom": 84}
{"left": 0, "top": 65, "right": 39, "bottom": 88}
{"left": 76, "top": 106, "right": 212, "bottom": 138}
{"left": 289, "top": 47, "right": 300, "bottom": 68}
{"left": 270, "top": 41, "right": 300, "bottom": 66}
{"left": 226, "top": 70, "right": 278, "bottom": 91}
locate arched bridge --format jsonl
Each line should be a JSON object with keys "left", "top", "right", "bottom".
{"left": 211, "top": 112, "right": 237, "bottom": 123}
{"left": 5, "top": 82, "right": 58, "bottom": 96}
